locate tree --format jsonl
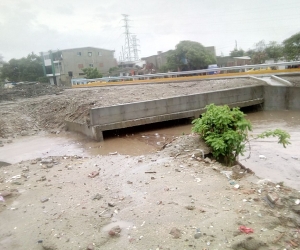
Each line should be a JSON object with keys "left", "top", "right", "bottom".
{"left": 192, "top": 104, "right": 290, "bottom": 166}
{"left": 265, "top": 41, "right": 283, "bottom": 62}
{"left": 230, "top": 48, "right": 244, "bottom": 57}
{"left": 250, "top": 40, "right": 268, "bottom": 64}
{"left": 82, "top": 68, "right": 103, "bottom": 79}
{"left": 165, "top": 41, "right": 216, "bottom": 71}
{"left": 1, "top": 53, "right": 44, "bottom": 82}
{"left": 283, "top": 32, "right": 300, "bottom": 61}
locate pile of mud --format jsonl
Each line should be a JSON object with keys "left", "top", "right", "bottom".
{"left": 0, "top": 83, "right": 65, "bottom": 102}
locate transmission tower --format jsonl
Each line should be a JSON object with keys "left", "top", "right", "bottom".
{"left": 121, "top": 14, "right": 140, "bottom": 62}
{"left": 131, "top": 35, "right": 140, "bottom": 61}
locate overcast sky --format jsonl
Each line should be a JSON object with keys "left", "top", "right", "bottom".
{"left": 1, "top": 0, "right": 300, "bottom": 61}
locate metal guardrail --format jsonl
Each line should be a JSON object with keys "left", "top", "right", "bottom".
{"left": 71, "top": 61, "right": 300, "bottom": 85}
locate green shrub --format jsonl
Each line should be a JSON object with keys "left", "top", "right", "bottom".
{"left": 192, "top": 104, "right": 290, "bottom": 166}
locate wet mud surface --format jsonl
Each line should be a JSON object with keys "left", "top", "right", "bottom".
{"left": 1, "top": 81, "right": 300, "bottom": 249}
{"left": 1, "top": 136, "right": 300, "bottom": 250}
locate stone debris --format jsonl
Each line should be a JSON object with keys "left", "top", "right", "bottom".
{"left": 108, "top": 225, "right": 121, "bottom": 237}
{"left": 170, "top": 227, "right": 181, "bottom": 239}
{"left": 92, "top": 193, "right": 102, "bottom": 200}
{"left": 267, "top": 193, "right": 279, "bottom": 204}
{"left": 40, "top": 197, "right": 49, "bottom": 203}
{"left": 88, "top": 171, "right": 99, "bottom": 178}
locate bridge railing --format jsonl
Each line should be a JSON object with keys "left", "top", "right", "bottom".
{"left": 71, "top": 61, "right": 300, "bottom": 85}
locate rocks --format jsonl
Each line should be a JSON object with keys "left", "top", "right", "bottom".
{"left": 38, "top": 176, "right": 47, "bottom": 182}
{"left": 185, "top": 205, "right": 195, "bottom": 210}
{"left": 267, "top": 193, "right": 279, "bottom": 204}
{"left": 108, "top": 202, "right": 115, "bottom": 207}
{"left": 108, "top": 225, "right": 121, "bottom": 237}
{"left": 0, "top": 191, "right": 12, "bottom": 197}
{"left": 41, "top": 158, "right": 53, "bottom": 164}
{"left": 20, "top": 130, "right": 28, "bottom": 136}
{"left": 232, "top": 236, "right": 266, "bottom": 250}
{"left": 291, "top": 205, "right": 300, "bottom": 214}
{"left": 203, "top": 157, "right": 212, "bottom": 164}
{"left": 194, "top": 228, "right": 201, "bottom": 239}
{"left": 40, "top": 197, "right": 49, "bottom": 203}
{"left": 92, "top": 193, "right": 102, "bottom": 200}
{"left": 88, "top": 171, "right": 99, "bottom": 178}
{"left": 86, "top": 243, "right": 94, "bottom": 250}
{"left": 170, "top": 227, "right": 181, "bottom": 239}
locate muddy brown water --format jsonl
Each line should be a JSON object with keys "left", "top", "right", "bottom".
{"left": 0, "top": 110, "right": 299, "bottom": 189}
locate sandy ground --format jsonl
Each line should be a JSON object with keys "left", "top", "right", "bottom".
{"left": 1, "top": 79, "right": 300, "bottom": 250}
{"left": 1, "top": 135, "right": 300, "bottom": 250}
{"left": 280, "top": 75, "right": 300, "bottom": 86}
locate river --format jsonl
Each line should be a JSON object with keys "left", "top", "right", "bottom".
{"left": 0, "top": 110, "right": 299, "bottom": 189}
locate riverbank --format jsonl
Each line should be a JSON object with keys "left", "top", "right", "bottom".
{"left": 1, "top": 135, "right": 300, "bottom": 250}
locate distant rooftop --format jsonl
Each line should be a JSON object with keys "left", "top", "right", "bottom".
{"left": 41, "top": 46, "right": 114, "bottom": 54}
{"left": 233, "top": 56, "right": 251, "bottom": 60}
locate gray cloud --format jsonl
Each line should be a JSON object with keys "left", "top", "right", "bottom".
{"left": 1, "top": 0, "right": 300, "bottom": 61}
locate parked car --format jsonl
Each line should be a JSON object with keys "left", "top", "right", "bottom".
{"left": 207, "top": 64, "right": 220, "bottom": 75}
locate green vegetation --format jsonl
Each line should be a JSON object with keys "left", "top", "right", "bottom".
{"left": 0, "top": 53, "right": 44, "bottom": 82}
{"left": 230, "top": 48, "right": 245, "bottom": 57}
{"left": 82, "top": 68, "right": 103, "bottom": 79}
{"left": 37, "top": 76, "right": 49, "bottom": 83}
{"left": 162, "top": 40, "right": 216, "bottom": 72}
{"left": 109, "top": 67, "right": 118, "bottom": 74}
{"left": 283, "top": 32, "right": 300, "bottom": 61}
{"left": 192, "top": 104, "right": 290, "bottom": 166}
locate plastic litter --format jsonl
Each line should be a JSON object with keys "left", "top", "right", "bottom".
{"left": 259, "top": 155, "right": 267, "bottom": 160}
{"left": 0, "top": 196, "right": 5, "bottom": 202}
{"left": 239, "top": 225, "right": 254, "bottom": 234}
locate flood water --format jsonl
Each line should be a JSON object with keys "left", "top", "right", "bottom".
{"left": 0, "top": 110, "right": 299, "bottom": 189}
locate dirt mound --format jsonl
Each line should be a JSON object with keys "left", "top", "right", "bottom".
{"left": 0, "top": 83, "right": 65, "bottom": 102}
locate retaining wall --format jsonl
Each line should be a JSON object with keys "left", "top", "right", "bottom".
{"left": 264, "top": 86, "right": 300, "bottom": 110}
{"left": 65, "top": 85, "right": 300, "bottom": 141}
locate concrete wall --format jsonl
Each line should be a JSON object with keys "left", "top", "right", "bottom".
{"left": 264, "top": 86, "right": 300, "bottom": 110}
{"left": 66, "top": 85, "right": 300, "bottom": 141}
{"left": 65, "top": 120, "right": 103, "bottom": 141}
{"left": 90, "top": 86, "right": 264, "bottom": 126}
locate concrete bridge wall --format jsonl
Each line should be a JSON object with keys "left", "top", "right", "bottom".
{"left": 90, "top": 86, "right": 264, "bottom": 126}
{"left": 65, "top": 85, "right": 300, "bottom": 141}
{"left": 264, "top": 86, "right": 300, "bottom": 110}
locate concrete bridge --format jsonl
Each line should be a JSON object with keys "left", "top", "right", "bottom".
{"left": 65, "top": 83, "right": 300, "bottom": 141}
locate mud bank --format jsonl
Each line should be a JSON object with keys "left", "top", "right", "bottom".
{"left": 1, "top": 135, "right": 300, "bottom": 250}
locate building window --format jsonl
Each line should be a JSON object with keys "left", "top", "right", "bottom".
{"left": 78, "top": 64, "right": 84, "bottom": 69}
{"left": 98, "top": 52, "right": 102, "bottom": 56}
{"left": 89, "top": 64, "right": 93, "bottom": 67}
{"left": 88, "top": 52, "right": 92, "bottom": 57}
{"left": 99, "top": 63, "right": 104, "bottom": 67}
{"left": 44, "top": 54, "right": 50, "bottom": 60}
{"left": 77, "top": 52, "right": 81, "bottom": 56}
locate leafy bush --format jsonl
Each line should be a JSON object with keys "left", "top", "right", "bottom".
{"left": 82, "top": 68, "right": 102, "bottom": 79}
{"left": 37, "top": 76, "right": 49, "bottom": 83}
{"left": 192, "top": 104, "right": 290, "bottom": 166}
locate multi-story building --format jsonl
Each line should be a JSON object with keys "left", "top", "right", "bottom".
{"left": 40, "top": 47, "right": 117, "bottom": 86}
